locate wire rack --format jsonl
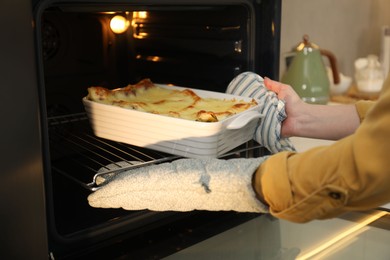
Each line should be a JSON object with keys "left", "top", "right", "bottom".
{"left": 48, "top": 113, "right": 264, "bottom": 191}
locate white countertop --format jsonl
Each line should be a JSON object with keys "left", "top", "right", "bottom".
{"left": 289, "top": 136, "right": 335, "bottom": 152}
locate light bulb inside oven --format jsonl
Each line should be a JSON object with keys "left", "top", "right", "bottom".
{"left": 110, "top": 15, "right": 129, "bottom": 34}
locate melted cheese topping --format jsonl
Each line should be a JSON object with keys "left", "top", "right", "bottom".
{"left": 87, "top": 79, "right": 257, "bottom": 122}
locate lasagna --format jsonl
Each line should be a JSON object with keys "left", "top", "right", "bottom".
{"left": 86, "top": 79, "right": 257, "bottom": 122}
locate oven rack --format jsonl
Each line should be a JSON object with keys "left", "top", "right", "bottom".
{"left": 48, "top": 113, "right": 264, "bottom": 191}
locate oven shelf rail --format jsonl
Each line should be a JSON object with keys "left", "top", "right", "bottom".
{"left": 48, "top": 113, "right": 264, "bottom": 191}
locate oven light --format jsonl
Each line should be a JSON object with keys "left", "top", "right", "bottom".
{"left": 146, "top": 56, "right": 161, "bottom": 62}
{"left": 110, "top": 15, "right": 129, "bottom": 34}
{"left": 133, "top": 11, "right": 148, "bottom": 19}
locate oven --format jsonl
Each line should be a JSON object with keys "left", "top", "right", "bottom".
{"left": 1, "top": 0, "right": 280, "bottom": 258}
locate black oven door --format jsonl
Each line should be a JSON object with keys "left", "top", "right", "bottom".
{"left": 0, "top": 0, "right": 49, "bottom": 259}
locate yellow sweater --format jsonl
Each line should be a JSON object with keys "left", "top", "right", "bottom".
{"left": 253, "top": 75, "right": 390, "bottom": 223}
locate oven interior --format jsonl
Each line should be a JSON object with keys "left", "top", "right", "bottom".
{"left": 35, "top": 1, "right": 279, "bottom": 258}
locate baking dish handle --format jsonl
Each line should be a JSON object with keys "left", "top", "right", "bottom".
{"left": 226, "top": 111, "right": 264, "bottom": 130}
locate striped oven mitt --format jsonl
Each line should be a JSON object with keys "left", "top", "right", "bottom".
{"left": 226, "top": 72, "right": 295, "bottom": 154}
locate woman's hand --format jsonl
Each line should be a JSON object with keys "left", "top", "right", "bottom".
{"left": 263, "top": 77, "right": 306, "bottom": 137}
{"left": 263, "top": 77, "right": 360, "bottom": 140}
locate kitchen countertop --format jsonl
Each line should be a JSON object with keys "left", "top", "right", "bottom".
{"left": 165, "top": 137, "right": 390, "bottom": 260}
{"left": 331, "top": 84, "right": 380, "bottom": 104}
{"left": 289, "top": 136, "right": 335, "bottom": 152}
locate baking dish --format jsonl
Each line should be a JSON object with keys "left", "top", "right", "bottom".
{"left": 82, "top": 84, "right": 263, "bottom": 158}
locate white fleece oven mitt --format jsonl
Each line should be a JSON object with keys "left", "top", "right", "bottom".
{"left": 226, "top": 71, "right": 295, "bottom": 153}
{"left": 88, "top": 157, "right": 269, "bottom": 213}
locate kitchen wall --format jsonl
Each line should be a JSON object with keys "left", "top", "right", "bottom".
{"left": 279, "top": 0, "right": 390, "bottom": 80}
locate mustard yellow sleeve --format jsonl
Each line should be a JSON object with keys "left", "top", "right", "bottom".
{"left": 355, "top": 100, "right": 374, "bottom": 122}
{"left": 253, "top": 76, "right": 390, "bottom": 223}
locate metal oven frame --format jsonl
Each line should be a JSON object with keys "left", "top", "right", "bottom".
{"left": 0, "top": 0, "right": 281, "bottom": 258}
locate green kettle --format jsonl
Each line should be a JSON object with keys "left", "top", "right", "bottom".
{"left": 282, "top": 35, "right": 340, "bottom": 104}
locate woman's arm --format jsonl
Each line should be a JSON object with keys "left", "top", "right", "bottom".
{"left": 253, "top": 76, "right": 390, "bottom": 223}
{"left": 264, "top": 77, "right": 361, "bottom": 140}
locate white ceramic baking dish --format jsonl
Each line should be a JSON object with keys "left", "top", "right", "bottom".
{"left": 82, "top": 84, "right": 263, "bottom": 158}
